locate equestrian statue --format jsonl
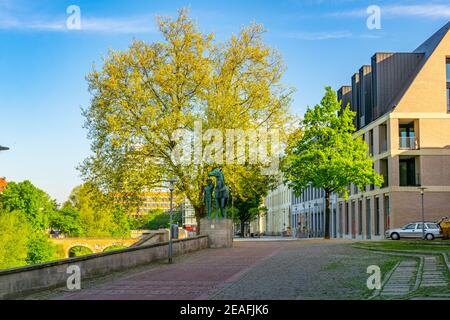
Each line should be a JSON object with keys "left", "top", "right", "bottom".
{"left": 206, "top": 168, "right": 230, "bottom": 219}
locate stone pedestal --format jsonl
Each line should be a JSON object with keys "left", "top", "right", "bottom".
{"left": 200, "top": 218, "right": 233, "bottom": 249}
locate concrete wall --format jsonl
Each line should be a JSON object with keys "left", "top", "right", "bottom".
{"left": 0, "top": 236, "right": 208, "bottom": 300}
{"left": 200, "top": 219, "right": 233, "bottom": 249}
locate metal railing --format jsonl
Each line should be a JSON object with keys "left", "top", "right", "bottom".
{"left": 399, "top": 136, "right": 418, "bottom": 150}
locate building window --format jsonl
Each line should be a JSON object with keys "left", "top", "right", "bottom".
{"left": 358, "top": 199, "right": 363, "bottom": 236}
{"left": 399, "top": 121, "right": 417, "bottom": 149}
{"left": 399, "top": 156, "right": 419, "bottom": 186}
{"left": 366, "top": 198, "right": 371, "bottom": 239}
{"left": 345, "top": 202, "right": 349, "bottom": 235}
{"left": 447, "top": 83, "right": 450, "bottom": 112}
{"left": 375, "top": 197, "right": 380, "bottom": 236}
{"left": 447, "top": 58, "right": 450, "bottom": 111}
{"left": 384, "top": 195, "right": 390, "bottom": 232}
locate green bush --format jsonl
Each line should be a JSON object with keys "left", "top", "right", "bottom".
{"left": 26, "top": 232, "right": 59, "bottom": 265}
{"left": 0, "top": 211, "right": 30, "bottom": 269}
{"left": 69, "top": 246, "right": 94, "bottom": 257}
{"left": 103, "top": 245, "right": 127, "bottom": 252}
{"left": 144, "top": 210, "right": 182, "bottom": 230}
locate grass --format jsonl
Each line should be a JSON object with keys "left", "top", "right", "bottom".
{"left": 319, "top": 252, "right": 408, "bottom": 300}
{"left": 353, "top": 241, "right": 450, "bottom": 300}
{"left": 354, "top": 240, "right": 450, "bottom": 255}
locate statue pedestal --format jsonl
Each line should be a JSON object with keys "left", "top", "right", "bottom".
{"left": 200, "top": 218, "right": 233, "bottom": 249}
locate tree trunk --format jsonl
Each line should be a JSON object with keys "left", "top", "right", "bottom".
{"left": 324, "top": 190, "right": 331, "bottom": 240}
{"left": 195, "top": 205, "right": 203, "bottom": 235}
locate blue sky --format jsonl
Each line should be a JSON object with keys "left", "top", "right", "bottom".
{"left": 1, "top": 0, "right": 449, "bottom": 203}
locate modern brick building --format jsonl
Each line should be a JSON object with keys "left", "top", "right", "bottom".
{"left": 267, "top": 23, "right": 450, "bottom": 240}
{"left": 334, "top": 22, "right": 450, "bottom": 240}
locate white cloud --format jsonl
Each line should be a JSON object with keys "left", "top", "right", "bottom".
{"left": 0, "top": 5, "right": 157, "bottom": 33}
{"left": 282, "top": 30, "right": 353, "bottom": 40}
{"left": 332, "top": 4, "right": 450, "bottom": 19}
{"left": 385, "top": 4, "right": 450, "bottom": 18}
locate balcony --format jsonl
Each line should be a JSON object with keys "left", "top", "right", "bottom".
{"left": 399, "top": 137, "right": 418, "bottom": 150}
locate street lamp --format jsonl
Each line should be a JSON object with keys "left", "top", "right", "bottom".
{"left": 168, "top": 178, "right": 177, "bottom": 264}
{"left": 419, "top": 187, "right": 427, "bottom": 240}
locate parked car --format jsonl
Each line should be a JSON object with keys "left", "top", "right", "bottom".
{"left": 385, "top": 222, "right": 442, "bottom": 241}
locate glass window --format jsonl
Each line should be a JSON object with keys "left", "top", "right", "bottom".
{"left": 447, "top": 83, "right": 450, "bottom": 112}
{"left": 404, "top": 223, "right": 416, "bottom": 230}
{"left": 426, "top": 223, "right": 439, "bottom": 229}
{"left": 447, "top": 58, "right": 450, "bottom": 82}
{"left": 447, "top": 58, "right": 450, "bottom": 111}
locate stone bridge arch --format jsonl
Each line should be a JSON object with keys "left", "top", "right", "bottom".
{"left": 51, "top": 238, "right": 138, "bottom": 258}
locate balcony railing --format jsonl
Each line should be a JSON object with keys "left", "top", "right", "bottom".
{"left": 399, "top": 137, "right": 418, "bottom": 150}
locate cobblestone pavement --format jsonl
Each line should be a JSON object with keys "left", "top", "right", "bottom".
{"left": 22, "top": 239, "right": 400, "bottom": 300}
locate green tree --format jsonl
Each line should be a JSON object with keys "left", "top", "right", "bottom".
{"left": 69, "top": 246, "right": 93, "bottom": 257}
{"left": 0, "top": 210, "right": 31, "bottom": 269}
{"left": 281, "top": 87, "right": 383, "bottom": 239}
{"left": 0, "top": 181, "right": 55, "bottom": 230}
{"left": 64, "top": 184, "right": 131, "bottom": 238}
{"left": 109, "top": 206, "right": 131, "bottom": 237}
{"left": 80, "top": 9, "right": 293, "bottom": 226}
{"left": 50, "top": 206, "right": 84, "bottom": 237}
{"left": 26, "top": 231, "right": 59, "bottom": 265}
{"left": 230, "top": 169, "right": 273, "bottom": 237}
{"left": 141, "top": 209, "right": 182, "bottom": 230}
{"left": 66, "top": 184, "right": 113, "bottom": 237}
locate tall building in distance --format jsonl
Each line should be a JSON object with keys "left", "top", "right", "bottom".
{"left": 128, "top": 184, "right": 197, "bottom": 229}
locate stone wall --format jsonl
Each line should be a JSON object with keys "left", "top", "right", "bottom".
{"left": 0, "top": 236, "right": 208, "bottom": 300}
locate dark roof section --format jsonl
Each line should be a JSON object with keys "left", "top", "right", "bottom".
{"left": 386, "top": 22, "right": 450, "bottom": 115}
{"left": 339, "top": 22, "right": 450, "bottom": 131}
{"left": 372, "top": 52, "right": 424, "bottom": 119}
{"left": 0, "top": 146, "right": 9, "bottom": 151}
{"left": 415, "top": 21, "right": 450, "bottom": 58}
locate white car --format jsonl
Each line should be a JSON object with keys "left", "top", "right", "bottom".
{"left": 385, "top": 222, "right": 442, "bottom": 241}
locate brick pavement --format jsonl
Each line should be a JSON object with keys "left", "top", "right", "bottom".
{"left": 23, "top": 239, "right": 387, "bottom": 300}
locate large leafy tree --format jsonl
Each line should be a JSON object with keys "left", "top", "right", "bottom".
{"left": 282, "top": 87, "right": 383, "bottom": 239}
{"left": 0, "top": 180, "right": 56, "bottom": 230}
{"left": 49, "top": 206, "right": 84, "bottom": 237}
{"left": 64, "top": 183, "right": 130, "bottom": 238}
{"left": 80, "top": 9, "right": 292, "bottom": 226}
